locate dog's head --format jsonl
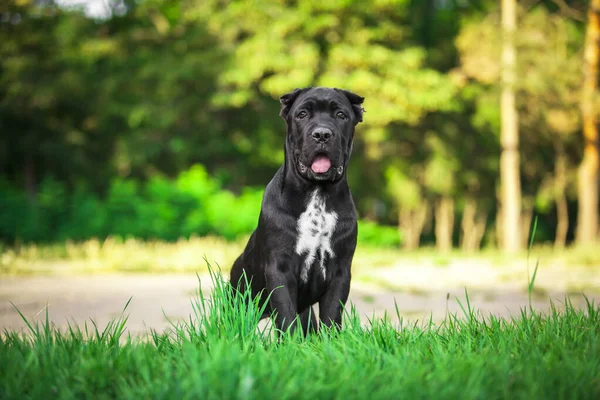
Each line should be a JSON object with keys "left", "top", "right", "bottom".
{"left": 280, "top": 87, "right": 364, "bottom": 182}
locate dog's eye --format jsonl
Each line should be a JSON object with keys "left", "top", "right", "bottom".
{"left": 336, "top": 111, "right": 347, "bottom": 120}
{"left": 296, "top": 111, "right": 308, "bottom": 119}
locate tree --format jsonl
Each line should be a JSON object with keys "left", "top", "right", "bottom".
{"left": 2, "top": 0, "right": 591, "bottom": 247}
{"left": 457, "top": 3, "right": 584, "bottom": 249}
{"left": 0, "top": 0, "right": 115, "bottom": 195}
{"left": 500, "top": 0, "right": 522, "bottom": 253}
{"left": 191, "top": 0, "right": 458, "bottom": 247}
{"left": 576, "top": 0, "right": 600, "bottom": 245}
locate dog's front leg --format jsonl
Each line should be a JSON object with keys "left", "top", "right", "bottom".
{"left": 265, "top": 264, "right": 298, "bottom": 335}
{"left": 319, "top": 267, "right": 351, "bottom": 330}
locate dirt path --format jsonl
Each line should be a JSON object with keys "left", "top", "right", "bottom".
{"left": 2, "top": 263, "right": 599, "bottom": 335}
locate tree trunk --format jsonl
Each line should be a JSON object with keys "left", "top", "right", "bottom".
{"left": 435, "top": 197, "right": 454, "bottom": 252}
{"left": 473, "top": 211, "right": 488, "bottom": 250}
{"left": 577, "top": 0, "right": 600, "bottom": 245}
{"left": 554, "top": 144, "right": 569, "bottom": 249}
{"left": 461, "top": 198, "right": 488, "bottom": 252}
{"left": 399, "top": 204, "right": 428, "bottom": 250}
{"left": 555, "top": 191, "right": 569, "bottom": 249}
{"left": 500, "top": 0, "right": 522, "bottom": 253}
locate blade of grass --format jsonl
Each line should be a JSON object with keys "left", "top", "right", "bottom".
{"left": 526, "top": 216, "right": 540, "bottom": 311}
{"left": 9, "top": 301, "right": 37, "bottom": 336}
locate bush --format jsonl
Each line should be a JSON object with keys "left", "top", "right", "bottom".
{"left": 177, "top": 164, "right": 220, "bottom": 237}
{"left": 139, "top": 176, "right": 198, "bottom": 241}
{"left": 205, "top": 188, "right": 263, "bottom": 240}
{"left": 63, "top": 184, "right": 107, "bottom": 241}
{"left": 0, "top": 178, "right": 35, "bottom": 242}
{"left": 357, "top": 220, "right": 401, "bottom": 248}
{"left": 0, "top": 166, "right": 397, "bottom": 246}
{"left": 104, "top": 178, "right": 144, "bottom": 238}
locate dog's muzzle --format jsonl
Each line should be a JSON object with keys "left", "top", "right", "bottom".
{"left": 298, "top": 161, "right": 344, "bottom": 176}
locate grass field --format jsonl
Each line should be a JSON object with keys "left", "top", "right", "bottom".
{"left": 1, "top": 267, "right": 599, "bottom": 399}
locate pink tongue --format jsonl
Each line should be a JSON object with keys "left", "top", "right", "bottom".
{"left": 311, "top": 156, "right": 331, "bottom": 173}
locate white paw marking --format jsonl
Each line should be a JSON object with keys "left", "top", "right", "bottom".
{"left": 295, "top": 189, "right": 337, "bottom": 282}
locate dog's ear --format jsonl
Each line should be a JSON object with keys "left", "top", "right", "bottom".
{"left": 279, "top": 88, "right": 309, "bottom": 119}
{"left": 336, "top": 89, "right": 365, "bottom": 124}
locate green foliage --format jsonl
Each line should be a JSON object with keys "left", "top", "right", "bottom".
{"left": 357, "top": 220, "right": 400, "bottom": 248}
{"left": 197, "top": 0, "right": 457, "bottom": 124}
{"left": 204, "top": 188, "right": 263, "bottom": 240}
{"left": 424, "top": 135, "right": 458, "bottom": 195}
{"left": 0, "top": 165, "right": 262, "bottom": 243}
{"left": 1, "top": 266, "right": 600, "bottom": 399}
{"left": 0, "top": 0, "right": 592, "bottom": 248}
{"left": 0, "top": 179, "right": 34, "bottom": 241}
{"left": 0, "top": 166, "right": 400, "bottom": 246}
{"left": 456, "top": 4, "right": 584, "bottom": 207}
{"left": 385, "top": 165, "right": 423, "bottom": 210}
{"left": 65, "top": 184, "right": 107, "bottom": 240}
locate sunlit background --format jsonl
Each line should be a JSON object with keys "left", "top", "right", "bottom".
{"left": 1, "top": 0, "right": 599, "bottom": 334}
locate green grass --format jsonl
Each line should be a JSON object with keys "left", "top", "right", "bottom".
{"left": 1, "top": 265, "right": 600, "bottom": 399}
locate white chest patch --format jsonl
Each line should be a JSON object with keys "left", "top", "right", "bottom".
{"left": 295, "top": 190, "right": 338, "bottom": 282}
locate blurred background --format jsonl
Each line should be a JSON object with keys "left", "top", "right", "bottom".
{"left": 0, "top": 0, "right": 599, "bottom": 333}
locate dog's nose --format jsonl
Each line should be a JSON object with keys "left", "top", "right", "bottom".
{"left": 312, "top": 128, "right": 332, "bottom": 143}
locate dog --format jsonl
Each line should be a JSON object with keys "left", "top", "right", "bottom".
{"left": 229, "top": 87, "right": 364, "bottom": 335}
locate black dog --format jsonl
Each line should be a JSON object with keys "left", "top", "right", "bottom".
{"left": 230, "top": 87, "right": 364, "bottom": 335}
